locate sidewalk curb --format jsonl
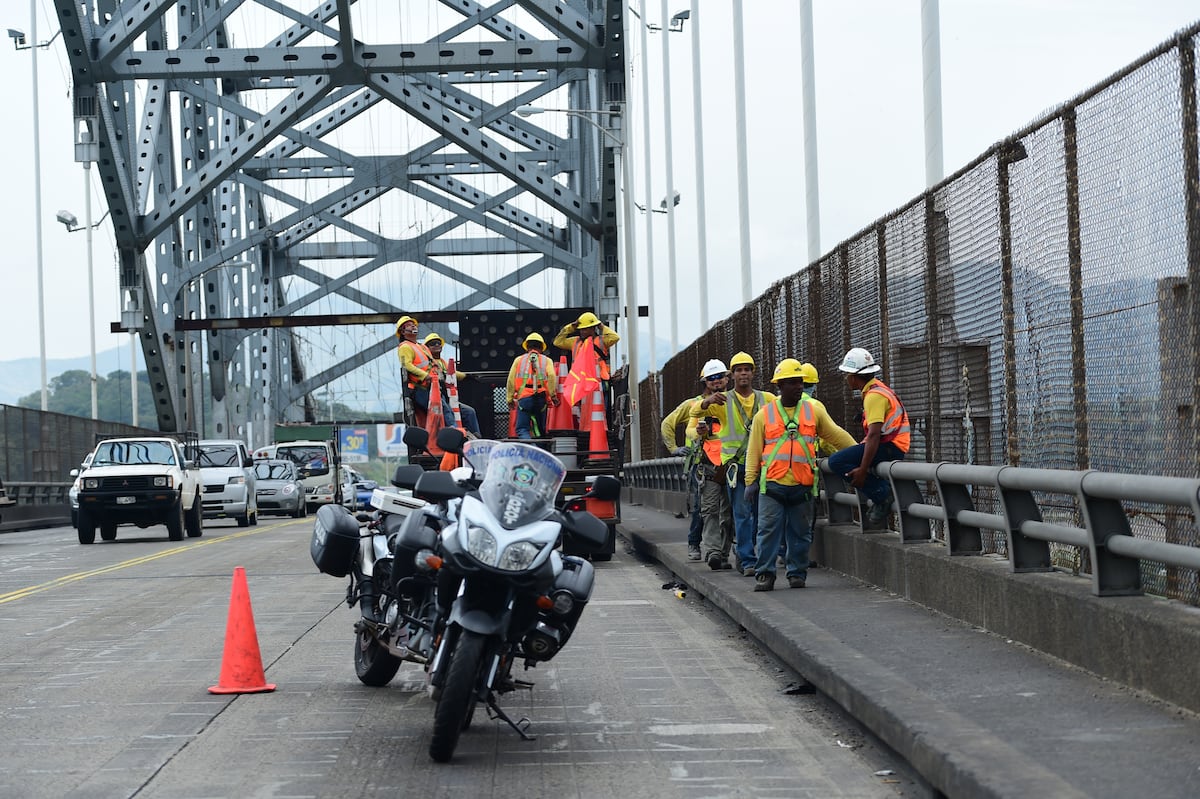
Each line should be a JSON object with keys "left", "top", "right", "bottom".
{"left": 621, "top": 511, "right": 1090, "bottom": 799}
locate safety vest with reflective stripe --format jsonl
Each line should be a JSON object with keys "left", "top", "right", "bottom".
{"left": 572, "top": 336, "right": 612, "bottom": 381}
{"left": 863, "top": 379, "right": 911, "bottom": 453}
{"left": 719, "top": 389, "right": 767, "bottom": 464}
{"left": 515, "top": 352, "right": 555, "bottom": 399}
{"left": 761, "top": 399, "right": 818, "bottom": 486}
{"left": 401, "top": 341, "right": 434, "bottom": 390}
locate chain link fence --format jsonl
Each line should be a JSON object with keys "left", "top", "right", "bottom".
{"left": 636, "top": 25, "right": 1200, "bottom": 605}
{"left": 0, "top": 405, "right": 160, "bottom": 484}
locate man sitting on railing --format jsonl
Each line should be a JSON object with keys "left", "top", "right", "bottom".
{"left": 827, "top": 347, "right": 911, "bottom": 530}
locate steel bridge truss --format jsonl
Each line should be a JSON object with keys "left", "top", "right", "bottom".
{"left": 54, "top": 0, "right": 626, "bottom": 439}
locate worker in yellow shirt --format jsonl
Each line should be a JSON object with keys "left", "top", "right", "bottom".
{"left": 744, "top": 359, "right": 856, "bottom": 591}
{"left": 661, "top": 359, "right": 728, "bottom": 561}
{"left": 827, "top": 347, "right": 911, "bottom": 530}
{"left": 396, "top": 315, "right": 452, "bottom": 427}
{"left": 423, "top": 333, "right": 481, "bottom": 437}
{"left": 688, "top": 352, "right": 775, "bottom": 574}
{"left": 506, "top": 332, "right": 559, "bottom": 439}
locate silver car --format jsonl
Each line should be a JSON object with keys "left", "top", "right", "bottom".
{"left": 253, "top": 459, "right": 307, "bottom": 518}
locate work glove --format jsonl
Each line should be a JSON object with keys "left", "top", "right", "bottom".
{"left": 744, "top": 484, "right": 758, "bottom": 505}
{"left": 671, "top": 447, "right": 689, "bottom": 457}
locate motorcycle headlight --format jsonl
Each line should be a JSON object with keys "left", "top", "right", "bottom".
{"left": 498, "top": 542, "right": 541, "bottom": 571}
{"left": 551, "top": 589, "right": 575, "bottom": 615}
{"left": 467, "top": 526, "right": 497, "bottom": 565}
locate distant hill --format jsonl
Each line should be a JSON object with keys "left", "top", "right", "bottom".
{"left": 0, "top": 347, "right": 144, "bottom": 406}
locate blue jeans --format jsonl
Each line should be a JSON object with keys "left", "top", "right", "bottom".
{"left": 411, "top": 386, "right": 455, "bottom": 428}
{"left": 753, "top": 484, "right": 815, "bottom": 580}
{"left": 727, "top": 462, "right": 758, "bottom": 570}
{"left": 826, "top": 442, "right": 905, "bottom": 504}
{"left": 516, "top": 395, "right": 548, "bottom": 439}
{"left": 451, "top": 401, "right": 481, "bottom": 436}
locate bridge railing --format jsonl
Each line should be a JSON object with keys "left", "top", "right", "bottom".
{"left": 625, "top": 458, "right": 1200, "bottom": 603}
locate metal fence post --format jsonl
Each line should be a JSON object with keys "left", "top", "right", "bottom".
{"left": 1062, "top": 109, "right": 1091, "bottom": 471}
{"left": 996, "top": 467, "right": 1053, "bottom": 573}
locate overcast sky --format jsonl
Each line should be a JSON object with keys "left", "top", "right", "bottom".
{"left": 0, "top": 0, "right": 1197, "bottom": 378}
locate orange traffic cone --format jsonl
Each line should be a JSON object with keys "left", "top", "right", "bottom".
{"left": 586, "top": 386, "right": 608, "bottom": 456}
{"left": 208, "top": 567, "right": 276, "bottom": 694}
{"left": 547, "top": 356, "right": 574, "bottom": 431}
{"left": 425, "top": 370, "right": 445, "bottom": 455}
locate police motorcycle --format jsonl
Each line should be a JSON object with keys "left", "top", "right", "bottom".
{"left": 309, "top": 427, "right": 460, "bottom": 687}
{"left": 411, "top": 427, "right": 619, "bottom": 763}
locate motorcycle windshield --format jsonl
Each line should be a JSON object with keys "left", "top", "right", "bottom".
{"left": 462, "top": 438, "right": 500, "bottom": 478}
{"left": 479, "top": 442, "right": 566, "bottom": 529}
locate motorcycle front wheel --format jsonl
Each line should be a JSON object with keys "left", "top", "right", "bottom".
{"left": 429, "top": 629, "right": 486, "bottom": 763}
{"left": 354, "top": 620, "right": 403, "bottom": 687}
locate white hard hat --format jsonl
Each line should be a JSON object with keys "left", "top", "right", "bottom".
{"left": 838, "top": 347, "right": 882, "bottom": 375}
{"left": 700, "top": 359, "right": 728, "bottom": 379}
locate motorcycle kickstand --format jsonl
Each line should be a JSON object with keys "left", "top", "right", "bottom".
{"left": 486, "top": 696, "right": 536, "bottom": 741}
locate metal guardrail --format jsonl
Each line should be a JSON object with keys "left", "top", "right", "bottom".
{"left": 0, "top": 483, "right": 72, "bottom": 531}
{"left": 625, "top": 458, "right": 1200, "bottom": 599}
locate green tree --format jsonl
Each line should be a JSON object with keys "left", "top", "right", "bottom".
{"left": 19, "top": 369, "right": 156, "bottom": 425}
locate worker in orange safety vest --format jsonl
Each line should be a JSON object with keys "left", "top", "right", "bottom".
{"left": 506, "top": 332, "right": 559, "bottom": 439}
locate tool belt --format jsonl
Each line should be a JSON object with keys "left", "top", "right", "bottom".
{"left": 702, "top": 461, "right": 732, "bottom": 484}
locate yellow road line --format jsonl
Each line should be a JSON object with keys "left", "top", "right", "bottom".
{"left": 0, "top": 520, "right": 298, "bottom": 604}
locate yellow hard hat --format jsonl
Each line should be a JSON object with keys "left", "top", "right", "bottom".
{"left": 576, "top": 311, "right": 601, "bottom": 329}
{"left": 394, "top": 315, "right": 417, "bottom": 336}
{"left": 523, "top": 332, "right": 546, "bottom": 351}
{"left": 729, "top": 351, "right": 755, "bottom": 370}
{"left": 771, "top": 358, "right": 806, "bottom": 383}
{"left": 422, "top": 332, "right": 443, "bottom": 346}
{"left": 799, "top": 362, "right": 819, "bottom": 384}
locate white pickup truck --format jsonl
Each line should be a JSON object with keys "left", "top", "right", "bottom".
{"left": 74, "top": 437, "right": 203, "bottom": 544}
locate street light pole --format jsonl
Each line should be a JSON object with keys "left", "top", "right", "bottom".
{"left": 661, "top": 0, "right": 679, "bottom": 354}
{"left": 689, "top": 0, "right": 709, "bottom": 330}
{"left": 638, "top": 0, "right": 658, "bottom": 375}
{"left": 732, "top": 0, "right": 754, "bottom": 304}
{"left": 57, "top": 194, "right": 111, "bottom": 421}
{"left": 84, "top": 164, "right": 97, "bottom": 419}
{"left": 30, "top": 2, "right": 47, "bottom": 410}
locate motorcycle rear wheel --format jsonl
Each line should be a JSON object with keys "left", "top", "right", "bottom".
{"left": 354, "top": 625, "right": 403, "bottom": 687}
{"left": 429, "top": 630, "right": 486, "bottom": 762}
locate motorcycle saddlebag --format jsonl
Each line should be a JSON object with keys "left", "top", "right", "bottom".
{"left": 310, "top": 504, "right": 360, "bottom": 577}
{"left": 388, "top": 511, "right": 440, "bottom": 583}
{"left": 554, "top": 555, "right": 595, "bottom": 603}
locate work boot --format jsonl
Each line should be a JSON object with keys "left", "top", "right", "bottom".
{"left": 866, "top": 494, "right": 895, "bottom": 525}
{"left": 743, "top": 566, "right": 756, "bottom": 577}
{"left": 753, "top": 572, "right": 776, "bottom": 592}
{"left": 720, "top": 560, "right": 733, "bottom": 570}
{"left": 707, "top": 553, "right": 724, "bottom": 571}
{"left": 687, "top": 544, "right": 702, "bottom": 561}
{"left": 787, "top": 575, "right": 806, "bottom": 589}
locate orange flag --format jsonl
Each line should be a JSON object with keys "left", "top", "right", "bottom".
{"left": 562, "top": 342, "right": 601, "bottom": 407}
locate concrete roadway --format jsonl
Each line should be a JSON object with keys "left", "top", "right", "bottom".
{"left": 0, "top": 516, "right": 913, "bottom": 798}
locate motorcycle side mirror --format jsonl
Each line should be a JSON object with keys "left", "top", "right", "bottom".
{"left": 413, "top": 470, "right": 467, "bottom": 502}
{"left": 435, "top": 426, "right": 466, "bottom": 455}
{"left": 561, "top": 509, "right": 609, "bottom": 550}
{"left": 585, "top": 475, "right": 622, "bottom": 501}
{"left": 392, "top": 464, "right": 426, "bottom": 489}
{"left": 403, "top": 426, "right": 430, "bottom": 451}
